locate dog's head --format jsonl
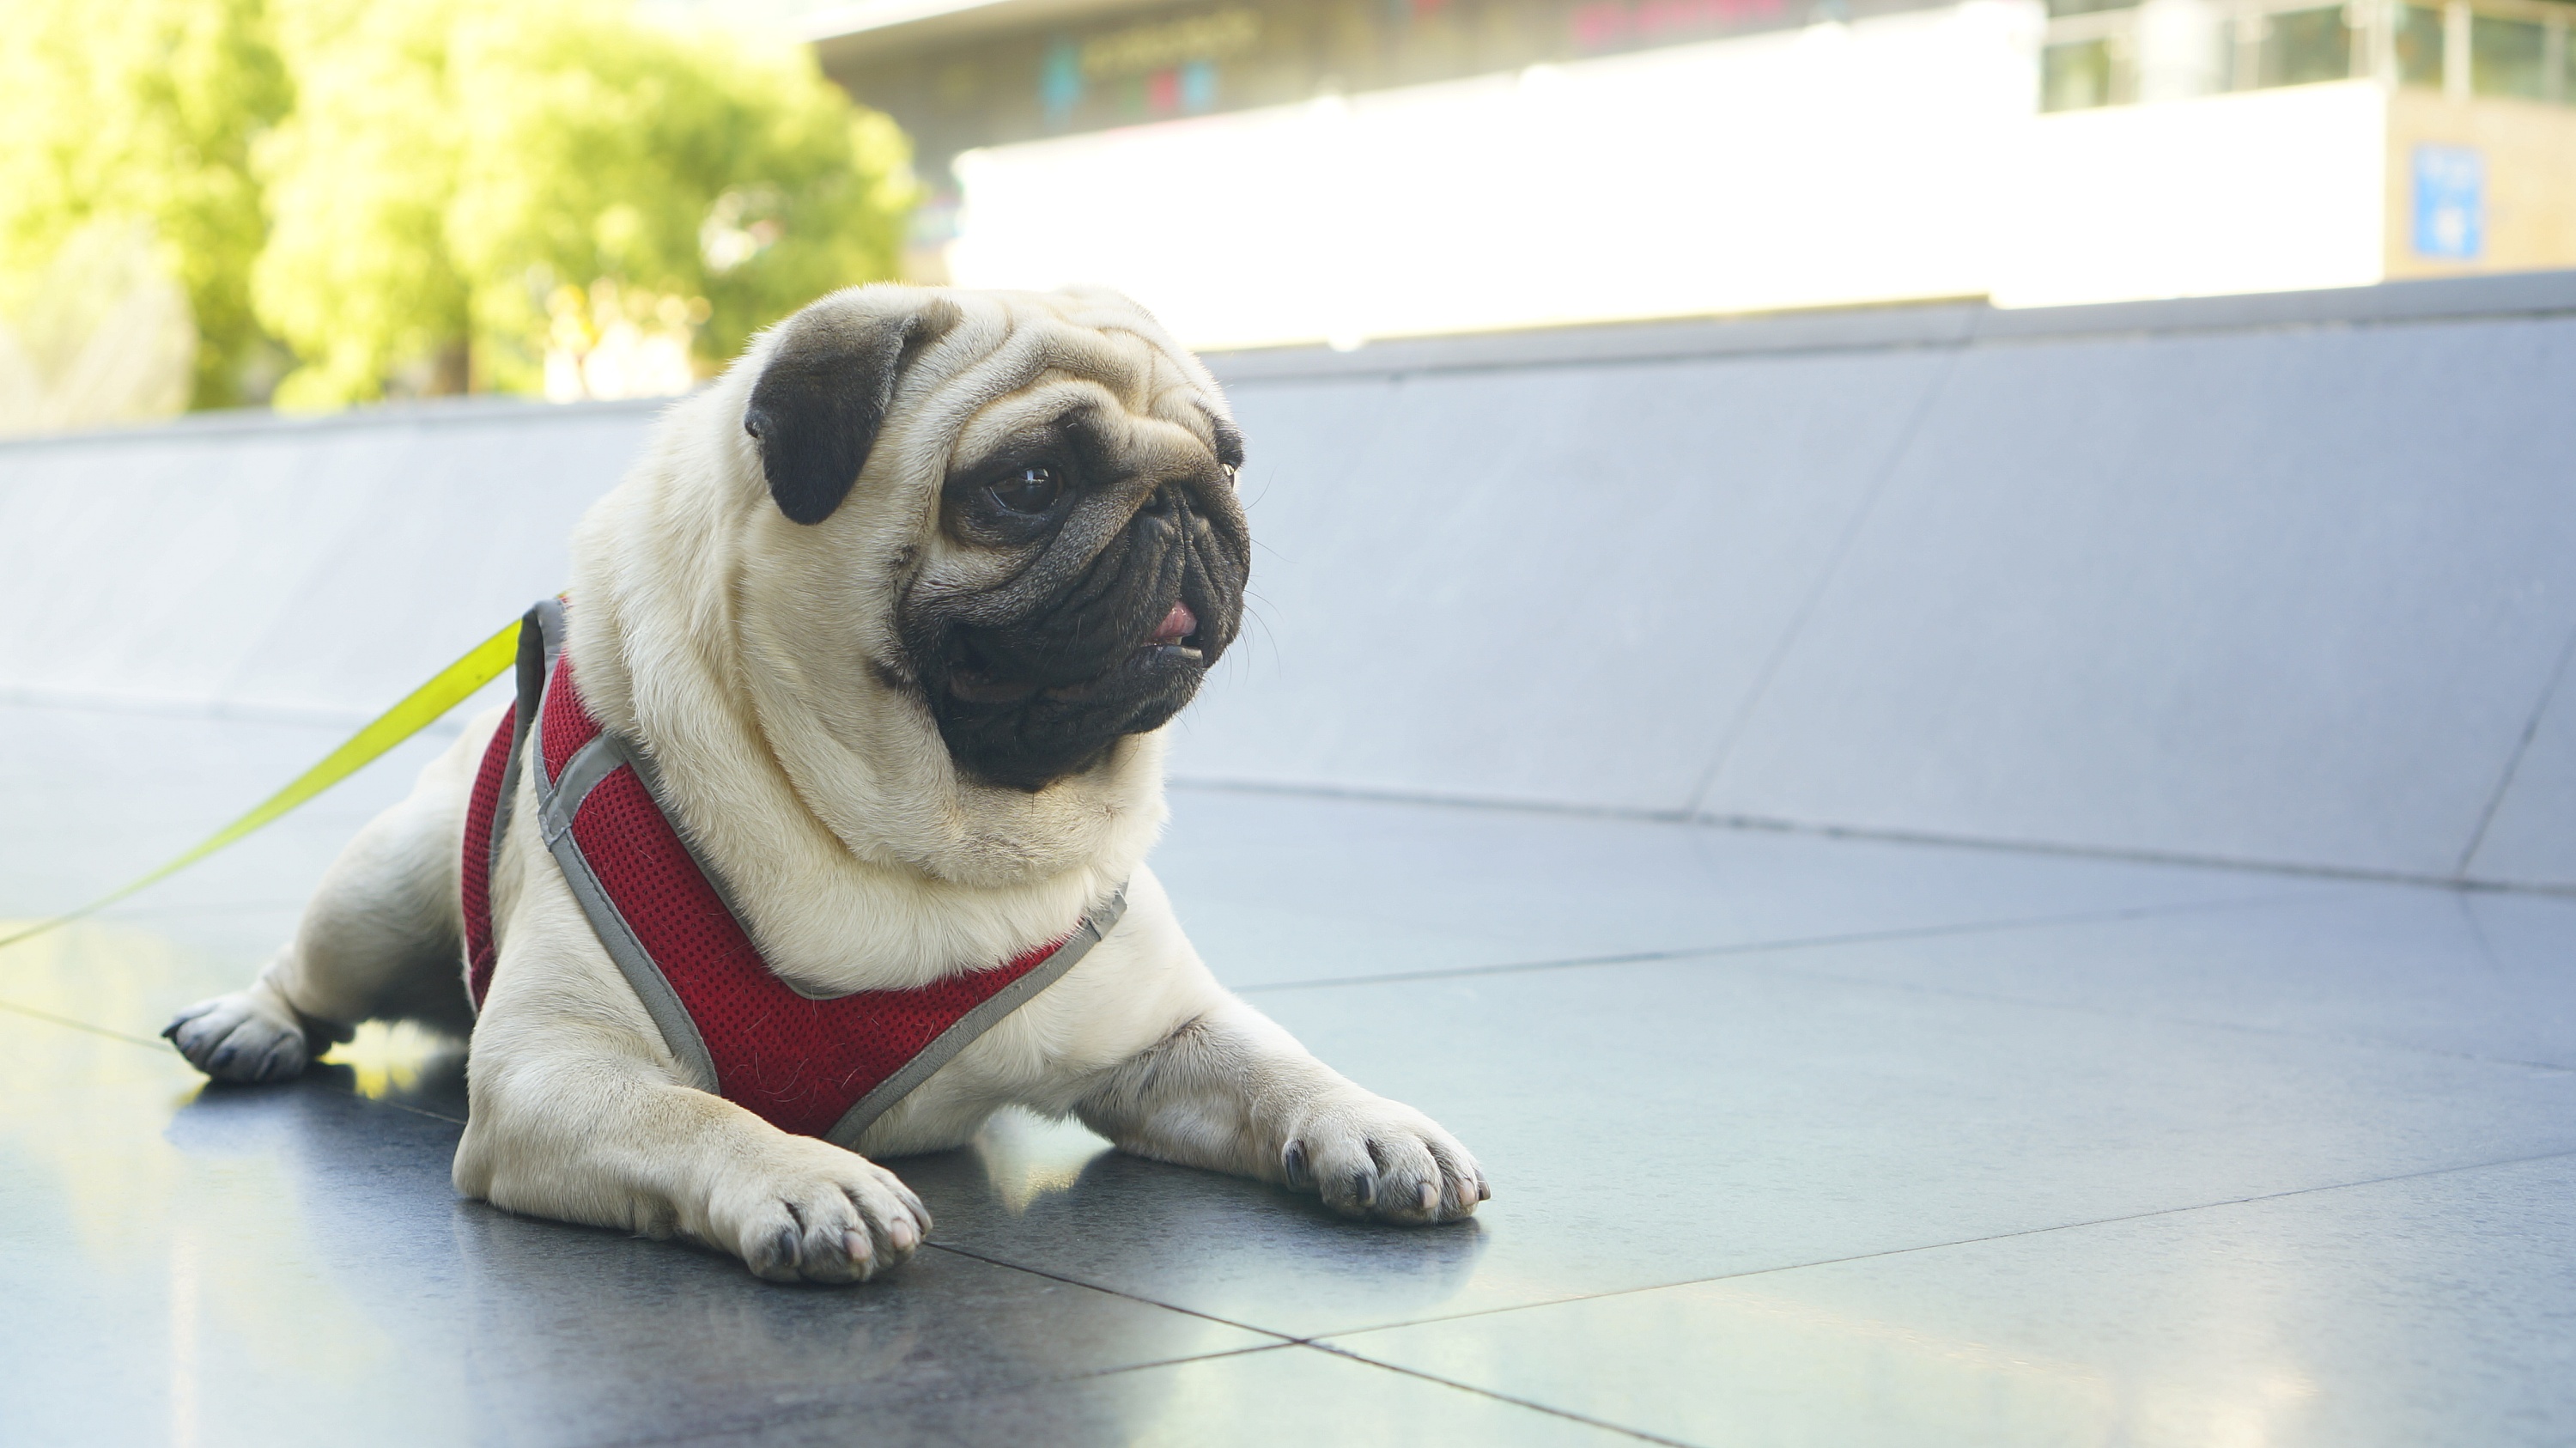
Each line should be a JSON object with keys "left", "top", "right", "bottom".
{"left": 736, "top": 285, "right": 1249, "bottom": 794}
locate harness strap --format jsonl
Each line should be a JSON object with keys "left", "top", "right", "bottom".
{"left": 461, "top": 599, "right": 558, "bottom": 1007}
{"left": 529, "top": 698, "right": 725, "bottom": 1098}
{"left": 462, "top": 599, "right": 1123, "bottom": 1149}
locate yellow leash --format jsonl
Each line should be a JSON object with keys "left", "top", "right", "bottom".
{"left": 0, "top": 616, "right": 527, "bottom": 953}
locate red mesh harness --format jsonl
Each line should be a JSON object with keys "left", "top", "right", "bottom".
{"left": 461, "top": 599, "right": 1121, "bottom": 1148}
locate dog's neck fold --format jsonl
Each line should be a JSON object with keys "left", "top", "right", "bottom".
{"left": 557, "top": 375, "right": 1165, "bottom": 995}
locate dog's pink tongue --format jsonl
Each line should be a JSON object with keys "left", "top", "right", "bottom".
{"left": 1151, "top": 602, "right": 1196, "bottom": 646}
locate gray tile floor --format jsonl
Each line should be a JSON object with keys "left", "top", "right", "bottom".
{"left": 3, "top": 701, "right": 2573, "bottom": 1447}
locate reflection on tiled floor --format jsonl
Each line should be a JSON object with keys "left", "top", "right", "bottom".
{"left": 3, "top": 702, "right": 2573, "bottom": 1446}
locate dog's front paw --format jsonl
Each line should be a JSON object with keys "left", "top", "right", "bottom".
{"left": 1281, "top": 1095, "right": 1487, "bottom": 1225}
{"left": 708, "top": 1137, "right": 934, "bottom": 1284}
{"left": 164, "top": 989, "right": 312, "bottom": 1084}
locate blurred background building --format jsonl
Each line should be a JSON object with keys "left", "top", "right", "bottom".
{"left": 2, "top": 0, "right": 2568, "bottom": 431}
{"left": 796, "top": 0, "right": 2576, "bottom": 347}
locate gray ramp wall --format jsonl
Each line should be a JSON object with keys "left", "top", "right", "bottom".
{"left": 4, "top": 274, "right": 2571, "bottom": 887}
{"left": 1695, "top": 309, "right": 2576, "bottom": 879}
{"left": 1184, "top": 271, "right": 2576, "bottom": 885}
{"left": 0, "top": 399, "right": 657, "bottom": 722}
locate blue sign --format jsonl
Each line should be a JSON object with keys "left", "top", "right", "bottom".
{"left": 2413, "top": 145, "right": 2484, "bottom": 260}
{"left": 1040, "top": 40, "right": 1084, "bottom": 129}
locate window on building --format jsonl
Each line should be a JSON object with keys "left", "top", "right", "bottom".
{"left": 821, "top": 0, "right": 1835, "bottom": 186}
{"left": 2396, "top": 5, "right": 2449, "bottom": 86}
{"left": 2472, "top": 13, "right": 2549, "bottom": 94}
{"left": 2251, "top": 7, "right": 2356, "bottom": 86}
{"left": 2044, "top": 36, "right": 2133, "bottom": 109}
{"left": 2039, "top": 0, "right": 2137, "bottom": 110}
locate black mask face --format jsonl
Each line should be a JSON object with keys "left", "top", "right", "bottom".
{"left": 744, "top": 299, "right": 1251, "bottom": 793}
{"left": 903, "top": 411, "right": 1248, "bottom": 789}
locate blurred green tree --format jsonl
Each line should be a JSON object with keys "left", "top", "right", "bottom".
{"left": 0, "top": 0, "right": 913, "bottom": 417}
{"left": 257, "top": 0, "right": 915, "bottom": 409}
{"left": 252, "top": 0, "right": 469, "bottom": 407}
{"left": 0, "top": 0, "right": 290, "bottom": 411}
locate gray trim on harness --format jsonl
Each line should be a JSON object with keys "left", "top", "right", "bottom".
{"left": 540, "top": 733, "right": 626, "bottom": 838}
{"left": 483, "top": 598, "right": 563, "bottom": 931}
{"left": 528, "top": 677, "right": 722, "bottom": 1095}
{"left": 823, "top": 885, "right": 1127, "bottom": 1151}
{"left": 505, "top": 595, "right": 1122, "bottom": 1137}
{"left": 615, "top": 737, "right": 779, "bottom": 987}
{"left": 554, "top": 720, "right": 1127, "bottom": 1137}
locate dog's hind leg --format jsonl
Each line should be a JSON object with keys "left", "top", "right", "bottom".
{"left": 166, "top": 709, "right": 495, "bottom": 1083}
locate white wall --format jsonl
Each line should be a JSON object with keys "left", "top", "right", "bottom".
{"left": 948, "top": 8, "right": 2401, "bottom": 345}
{"left": 951, "top": 3, "right": 2048, "bottom": 348}
{"left": 1994, "top": 82, "right": 2388, "bottom": 307}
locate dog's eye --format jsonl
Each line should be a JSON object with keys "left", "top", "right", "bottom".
{"left": 987, "top": 466, "right": 1061, "bottom": 514}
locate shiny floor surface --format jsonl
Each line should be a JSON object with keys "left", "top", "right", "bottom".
{"left": 3, "top": 702, "right": 2574, "bottom": 1447}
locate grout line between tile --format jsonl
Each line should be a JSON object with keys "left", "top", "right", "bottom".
{"left": 0, "top": 995, "right": 476, "bottom": 1121}
{"left": 1737, "top": 952, "right": 2576, "bottom": 1076}
{"left": 1296, "top": 1342, "right": 1703, "bottom": 1447}
{"left": 1314, "top": 1144, "right": 2576, "bottom": 1344}
{"left": 0, "top": 996, "right": 168, "bottom": 1049}
{"left": 1239, "top": 889, "right": 2576, "bottom": 1076}
{"left": 922, "top": 1241, "right": 1301, "bottom": 1344}
{"left": 1687, "top": 810, "right": 2576, "bottom": 895}
{"left": 1234, "top": 887, "right": 2324, "bottom": 995}
{"left": 2458, "top": 613, "right": 2576, "bottom": 874}
{"left": 1165, "top": 776, "right": 2576, "bottom": 897}
{"left": 365, "top": 1095, "right": 468, "bottom": 1127}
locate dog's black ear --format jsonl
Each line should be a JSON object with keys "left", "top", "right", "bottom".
{"left": 744, "top": 296, "right": 960, "bottom": 526}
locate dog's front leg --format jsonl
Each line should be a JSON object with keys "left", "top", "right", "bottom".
{"left": 1074, "top": 995, "right": 1487, "bottom": 1224}
{"left": 453, "top": 959, "right": 930, "bottom": 1283}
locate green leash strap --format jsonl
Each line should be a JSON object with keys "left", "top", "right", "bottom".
{"left": 0, "top": 615, "right": 527, "bottom": 953}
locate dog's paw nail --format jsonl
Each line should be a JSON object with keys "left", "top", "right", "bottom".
{"left": 846, "top": 1229, "right": 872, "bottom": 1262}
{"left": 1417, "top": 1182, "right": 1437, "bottom": 1212}
{"left": 1477, "top": 1177, "right": 1492, "bottom": 1202}
{"left": 890, "top": 1217, "right": 918, "bottom": 1251}
{"left": 1352, "top": 1171, "right": 1375, "bottom": 1208}
{"left": 1282, "top": 1140, "right": 1309, "bottom": 1188}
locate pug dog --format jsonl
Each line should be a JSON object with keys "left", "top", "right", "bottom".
{"left": 165, "top": 285, "right": 1485, "bottom": 1282}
